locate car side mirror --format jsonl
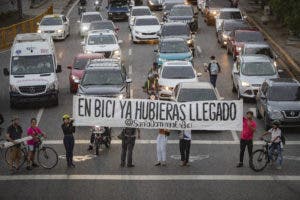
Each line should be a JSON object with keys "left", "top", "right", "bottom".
{"left": 67, "top": 65, "right": 72, "bottom": 69}
{"left": 56, "top": 65, "right": 62, "bottom": 73}
{"left": 126, "top": 78, "right": 132, "bottom": 83}
{"left": 80, "top": 41, "right": 85, "bottom": 46}
{"left": 3, "top": 68, "right": 9, "bottom": 76}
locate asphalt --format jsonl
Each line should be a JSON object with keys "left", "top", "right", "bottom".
{"left": 0, "top": 0, "right": 300, "bottom": 199}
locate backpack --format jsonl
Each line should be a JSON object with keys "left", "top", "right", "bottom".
{"left": 210, "top": 62, "right": 219, "bottom": 75}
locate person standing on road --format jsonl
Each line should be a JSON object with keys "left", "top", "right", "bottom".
{"left": 120, "top": 127, "right": 140, "bottom": 168}
{"left": 237, "top": 111, "right": 257, "bottom": 168}
{"left": 205, "top": 55, "right": 221, "bottom": 88}
{"left": 155, "top": 129, "right": 170, "bottom": 166}
{"left": 6, "top": 116, "right": 23, "bottom": 174}
{"left": 179, "top": 129, "right": 192, "bottom": 166}
{"left": 61, "top": 114, "right": 75, "bottom": 168}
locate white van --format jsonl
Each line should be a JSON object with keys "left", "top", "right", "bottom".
{"left": 3, "top": 33, "right": 62, "bottom": 108}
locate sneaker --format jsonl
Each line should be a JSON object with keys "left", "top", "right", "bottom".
{"left": 154, "top": 163, "right": 161, "bottom": 166}
{"left": 180, "top": 161, "right": 186, "bottom": 167}
{"left": 236, "top": 163, "right": 243, "bottom": 168}
{"left": 120, "top": 163, "right": 125, "bottom": 168}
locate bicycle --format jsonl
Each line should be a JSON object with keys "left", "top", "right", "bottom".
{"left": 4, "top": 137, "right": 58, "bottom": 169}
{"left": 250, "top": 139, "right": 280, "bottom": 172}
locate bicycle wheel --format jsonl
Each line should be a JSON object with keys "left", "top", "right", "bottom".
{"left": 250, "top": 149, "right": 268, "bottom": 172}
{"left": 5, "top": 146, "right": 26, "bottom": 169}
{"left": 37, "top": 146, "right": 58, "bottom": 169}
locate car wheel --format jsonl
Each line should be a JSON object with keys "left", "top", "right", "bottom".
{"left": 256, "top": 107, "right": 262, "bottom": 119}
{"left": 237, "top": 87, "right": 241, "bottom": 100}
{"left": 232, "top": 81, "right": 236, "bottom": 92}
{"left": 264, "top": 114, "right": 271, "bottom": 130}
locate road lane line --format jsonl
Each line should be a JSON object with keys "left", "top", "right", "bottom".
{"left": 128, "top": 33, "right": 131, "bottom": 40}
{"left": 231, "top": 131, "right": 239, "bottom": 142}
{"left": 129, "top": 64, "right": 132, "bottom": 74}
{"left": 196, "top": 45, "right": 202, "bottom": 54}
{"left": 1, "top": 175, "right": 300, "bottom": 181}
{"left": 36, "top": 108, "right": 44, "bottom": 126}
{"left": 128, "top": 49, "right": 132, "bottom": 56}
{"left": 66, "top": 0, "right": 79, "bottom": 17}
{"left": 130, "top": 89, "right": 133, "bottom": 98}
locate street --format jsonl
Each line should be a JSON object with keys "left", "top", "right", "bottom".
{"left": 0, "top": 0, "right": 300, "bottom": 199}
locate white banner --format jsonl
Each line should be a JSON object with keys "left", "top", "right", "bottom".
{"left": 73, "top": 96, "right": 243, "bottom": 131}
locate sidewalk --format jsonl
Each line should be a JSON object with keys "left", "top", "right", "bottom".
{"left": 240, "top": 0, "right": 300, "bottom": 80}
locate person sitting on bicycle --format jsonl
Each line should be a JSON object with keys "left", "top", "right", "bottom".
{"left": 260, "top": 120, "right": 283, "bottom": 170}
{"left": 88, "top": 127, "right": 110, "bottom": 151}
{"left": 26, "top": 118, "right": 47, "bottom": 170}
{"left": 143, "top": 64, "right": 159, "bottom": 94}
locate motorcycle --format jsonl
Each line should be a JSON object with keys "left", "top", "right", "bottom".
{"left": 78, "top": 5, "right": 86, "bottom": 15}
{"left": 94, "top": 0, "right": 102, "bottom": 11}
{"left": 90, "top": 126, "right": 111, "bottom": 155}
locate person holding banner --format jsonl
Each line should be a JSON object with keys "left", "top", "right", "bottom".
{"left": 120, "top": 127, "right": 140, "bottom": 168}
{"left": 61, "top": 114, "right": 76, "bottom": 168}
{"left": 155, "top": 129, "right": 170, "bottom": 166}
{"left": 179, "top": 130, "right": 192, "bottom": 166}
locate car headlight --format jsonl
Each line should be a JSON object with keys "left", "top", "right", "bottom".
{"left": 268, "top": 109, "right": 283, "bottom": 120}
{"left": 241, "top": 81, "right": 250, "bottom": 87}
{"left": 149, "top": 0, "right": 154, "bottom": 5}
{"left": 274, "top": 61, "right": 277, "bottom": 67}
{"left": 47, "top": 82, "right": 57, "bottom": 91}
{"left": 158, "top": 57, "right": 167, "bottom": 62}
{"left": 9, "top": 85, "right": 18, "bottom": 93}
{"left": 236, "top": 46, "right": 242, "bottom": 52}
{"left": 57, "top": 29, "right": 63, "bottom": 33}
{"left": 222, "top": 34, "right": 228, "bottom": 39}
{"left": 187, "top": 39, "right": 193, "bottom": 44}
{"left": 37, "top": 29, "right": 42, "bottom": 33}
{"left": 118, "top": 94, "right": 124, "bottom": 99}
{"left": 95, "top": 0, "right": 99, "bottom": 5}
{"left": 108, "top": 12, "right": 113, "bottom": 15}
{"left": 212, "top": 11, "right": 217, "bottom": 15}
{"left": 81, "top": 25, "right": 88, "bottom": 31}
{"left": 161, "top": 86, "right": 170, "bottom": 91}
{"left": 135, "top": 30, "right": 141, "bottom": 35}
{"left": 112, "top": 50, "right": 121, "bottom": 59}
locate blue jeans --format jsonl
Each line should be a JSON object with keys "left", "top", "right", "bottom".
{"left": 210, "top": 75, "right": 218, "bottom": 88}
{"left": 268, "top": 143, "right": 282, "bottom": 166}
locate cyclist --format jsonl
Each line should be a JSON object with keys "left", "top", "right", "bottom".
{"left": 143, "top": 65, "right": 159, "bottom": 94}
{"left": 88, "top": 126, "right": 110, "bottom": 151}
{"left": 260, "top": 120, "right": 283, "bottom": 169}
{"left": 61, "top": 114, "right": 76, "bottom": 168}
{"left": 26, "top": 118, "right": 47, "bottom": 170}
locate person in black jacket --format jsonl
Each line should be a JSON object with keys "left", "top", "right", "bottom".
{"left": 61, "top": 114, "right": 75, "bottom": 168}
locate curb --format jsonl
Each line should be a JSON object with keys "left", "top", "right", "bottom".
{"left": 30, "top": 0, "right": 49, "bottom": 9}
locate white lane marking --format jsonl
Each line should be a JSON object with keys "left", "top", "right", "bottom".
{"left": 0, "top": 49, "right": 10, "bottom": 54}
{"left": 43, "top": 140, "right": 300, "bottom": 145}
{"left": 130, "top": 89, "right": 133, "bottom": 98}
{"left": 196, "top": 45, "right": 202, "bottom": 54}
{"left": 1, "top": 175, "right": 300, "bottom": 181}
{"left": 66, "top": 0, "right": 79, "bottom": 17}
{"left": 128, "top": 33, "right": 131, "bottom": 40}
{"left": 283, "top": 156, "right": 300, "bottom": 161}
{"left": 129, "top": 64, "right": 132, "bottom": 74}
{"left": 170, "top": 154, "right": 210, "bottom": 162}
{"left": 36, "top": 108, "right": 44, "bottom": 126}
{"left": 128, "top": 49, "right": 132, "bottom": 56}
{"left": 231, "top": 131, "right": 239, "bottom": 142}
{"left": 59, "top": 155, "right": 97, "bottom": 162}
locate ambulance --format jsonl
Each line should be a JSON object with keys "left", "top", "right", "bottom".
{"left": 3, "top": 33, "right": 62, "bottom": 108}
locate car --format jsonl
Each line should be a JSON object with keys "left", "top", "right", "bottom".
{"left": 67, "top": 53, "right": 105, "bottom": 93}
{"left": 77, "top": 61, "right": 132, "bottom": 98}
{"left": 78, "top": 12, "right": 103, "bottom": 37}
{"left": 154, "top": 38, "right": 193, "bottom": 67}
{"left": 215, "top": 8, "right": 244, "bottom": 32}
{"left": 129, "top": 6, "right": 152, "bottom": 29}
{"left": 256, "top": 78, "right": 300, "bottom": 130}
{"left": 158, "top": 61, "right": 201, "bottom": 100}
{"left": 131, "top": 16, "right": 160, "bottom": 43}
{"left": 89, "top": 20, "right": 119, "bottom": 36}
{"left": 204, "top": 7, "right": 220, "bottom": 26}
{"left": 227, "top": 29, "right": 265, "bottom": 60}
{"left": 107, "top": 0, "right": 130, "bottom": 21}
{"left": 166, "top": 4, "right": 198, "bottom": 32}
{"left": 217, "top": 20, "right": 249, "bottom": 47}
{"left": 162, "top": 0, "right": 186, "bottom": 21}
{"left": 171, "top": 82, "right": 221, "bottom": 102}
{"left": 37, "top": 14, "right": 70, "bottom": 40}
{"left": 231, "top": 55, "right": 280, "bottom": 100}
{"left": 81, "top": 30, "right": 122, "bottom": 61}
{"left": 147, "top": 0, "right": 163, "bottom": 11}
{"left": 160, "top": 22, "right": 195, "bottom": 50}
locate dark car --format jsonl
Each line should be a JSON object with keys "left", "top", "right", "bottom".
{"left": 227, "top": 29, "right": 264, "bottom": 60}
{"left": 166, "top": 5, "right": 198, "bottom": 32}
{"left": 107, "top": 0, "right": 130, "bottom": 21}
{"left": 162, "top": 0, "right": 186, "bottom": 21}
{"left": 204, "top": 7, "right": 220, "bottom": 26}
{"left": 78, "top": 61, "right": 132, "bottom": 98}
{"left": 89, "top": 20, "right": 119, "bottom": 36}
{"left": 147, "top": 0, "right": 163, "bottom": 11}
{"left": 256, "top": 78, "right": 300, "bottom": 130}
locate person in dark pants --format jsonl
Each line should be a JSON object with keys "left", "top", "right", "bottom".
{"left": 205, "top": 55, "right": 221, "bottom": 88}
{"left": 61, "top": 114, "right": 75, "bottom": 168}
{"left": 179, "top": 130, "right": 192, "bottom": 166}
{"left": 237, "top": 111, "right": 256, "bottom": 168}
{"left": 120, "top": 127, "right": 140, "bottom": 168}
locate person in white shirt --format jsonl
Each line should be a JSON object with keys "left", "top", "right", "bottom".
{"left": 179, "top": 130, "right": 192, "bottom": 166}
{"left": 260, "top": 121, "right": 283, "bottom": 169}
{"left": 155, "top": 129, "right": 170, "bottom": 166}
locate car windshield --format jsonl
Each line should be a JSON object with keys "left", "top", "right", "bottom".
{"left": 170, "top": 8, "right": 193, "bottom": 16}
{"left": 82, "top": 14, "right": 102, "bottom": 23}
{"left": 135, "top": 18, "right": 159, "bottom": 26}
{"left": 162, "top": 25, "right": 190, "bottom": 36}
{"left": 219, "top": 11, "right": 242, "bottom": 19}
{"left": 40, "top": 17, "right": 62, "bottom": 25}
{"left": 90, "top": 22, "right": 114, "bottom": 31}
{"left": 224, "top": 22, "right": 248, "bottom": 31}
{"left": 160, "top": 41, "right": 189, "bottom": 53}
{"left": 132, "top": 9, "right": 151, "bottom": 16}
{"left": 244, "top": 47, "right": 274, "bottom": 58}
{"left": 87, "top": 35, "right": 116, "bottom": 45}
{"left": 269, "top": 86, "right": 300, "bottom": 101}
{"left": 81, "top": 69, "right": 123, "bottom": 86}
{"left": 73, "top": 58, "right": 89, "bottom": 70}
{"left": 162, "top": 66, "right": 195, "bottom": 79}
{"left": 11, "top": 55, "right": 54, "bottom": 75}
{"left": 111, "top": 1, "right": 127, "bottom": 7}
{"left": 178, "top": 88, "right": 217, "bottom": 102}
{"left": 241, "top": 62, "right": 276, "bottom": 76}
{"left": 236, "top": 32, "right": 264, "bottom": 42}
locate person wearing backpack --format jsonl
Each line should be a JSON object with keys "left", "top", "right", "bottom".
{"left": 205, "top": 55, "right": 221, "bottom": 88}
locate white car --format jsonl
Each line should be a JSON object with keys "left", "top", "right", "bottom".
{"left": 78, "top": 12, "right": 103, "bottom": 37}
{"left": 129, "top": 6, "right": 152, "bottom": 29}
{"left": 131, "top": 16, "right": 161, "bottom": 43}
{"left": 215, "top": 8, "right": 244, "bottom": 33}
{"left": 158, "top": 61, "right": 201, "bottom": 100}
{"left": 37, "top": 14, "right": 70, "bottom": 40}
{"left": 81, "top": 30, "right": 122, "bottom": 61}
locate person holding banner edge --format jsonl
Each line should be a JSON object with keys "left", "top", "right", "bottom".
{"left": 179, "top": 129, "right": 192, "bottom": 166}
{"left": 120, "top": 127, "right": 140, "bottom": 168}
{"left": 155, "top": 129, "right": 170, "bottom": 166}
{"left": 61, "top": 114, "right": 76, "bottom": 168}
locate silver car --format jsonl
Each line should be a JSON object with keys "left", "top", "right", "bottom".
{"left": 231, "top": 55, "right": 279, "bottom": 99}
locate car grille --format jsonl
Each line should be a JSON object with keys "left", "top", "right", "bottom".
{"left": 283, "top": 110, "right": 300, "bottom": 118}
{"left": 252, "top": 84, "right": 261, "bottom": 87}
{"left": 19, "top": 85, "right": 46, "bottom": 94}
{"left": 44, "top": 30, "right": 55, "bottom": 33}
{"left": 95, "top": 51, "right": 112, "bottom": 58}
{"left": 142, "top": 32, "right": 156, "bottom": 35}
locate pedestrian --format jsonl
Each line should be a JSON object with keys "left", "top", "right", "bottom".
{"left": 155, "top": 129, "right": 170, "bottom": 166}
{"left": 120, "top": 127, "right": 140, "bottom": 168}
{"left": 236, "top": 111, "right": 256, "bottom": 168}
{"left": 6, "top": 116, "right": 23, "bottom": 174}
{"left": 260, "top": 121, "right": 283, "bottom": 170}
{"left": 205, "top": 55, "right": 221, "bottom": 88}
{"left": 61, "top": 114, "right": 75, "bottom": 168}
{"left": 26, "top": 118, "right": 46, "bottom": 170}
{"left": 179, "top": 129, "right": 192, "bottom": 166}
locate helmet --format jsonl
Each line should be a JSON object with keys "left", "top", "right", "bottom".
{"left": 272, "top": 120, "right": 281, "bottom": 126}
{"left": 62, "top": 114, "right": 70, "bottom": 120}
